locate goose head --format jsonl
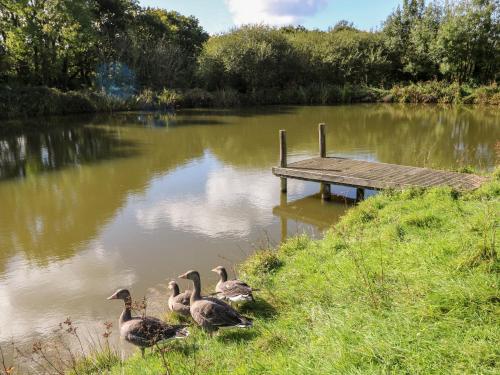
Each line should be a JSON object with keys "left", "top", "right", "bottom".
{"left": 168, "top": 280, "right": 180, "bottom": 295}
{"left": 107, "top": 288, "right": 131, "bottom": 301}
{"left": 178, "top": 270, "right": 200, "bottom": 281}
{"left": 211, "top": 266, "right": 228, "bottom": 281}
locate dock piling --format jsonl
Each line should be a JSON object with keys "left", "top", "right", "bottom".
{"left": 356, "top": 188, "right": 365, "bottom": 202}
{"left": 319, "top": 123, "right": 326, "bottom": 158}
{"left": 279, "top": 129, "right": 287, "bottom": 193}
{"left": 318, "top": 123, "right": 330, "bottom": 200}
{"left": 321, "top": 183, "right": 331, "bottom": 201}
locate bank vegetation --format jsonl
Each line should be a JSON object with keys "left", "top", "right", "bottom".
{"left": 0, "top": 0, "right": 499, "bottom": 118}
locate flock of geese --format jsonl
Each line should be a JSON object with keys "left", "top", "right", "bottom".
{"left": 107, "top": 266, "right": 256, "bottom": 357}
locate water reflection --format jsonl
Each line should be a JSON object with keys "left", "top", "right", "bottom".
{"left": 274, "top": 193, "right": 352, "bottom": 242}
{"left": 0, "top": 126, "right": 137, "bottom": 180}
{"left": 135, "top": 152, "right": 310, "bottom": 238}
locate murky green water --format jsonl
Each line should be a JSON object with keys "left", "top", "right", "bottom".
{"left": 0, "top": 105, "right": 498, "bottom": 354}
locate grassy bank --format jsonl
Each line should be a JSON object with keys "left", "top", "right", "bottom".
{"left": 78, "top": 171, "right": 499, "bottom": 374}
{"left": 1, "top": 82, "right": 498, "bottom": 120}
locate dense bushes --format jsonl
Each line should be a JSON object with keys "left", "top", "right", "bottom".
{"left": 195, "top": 1, "right": 498, "bottom": 95}
{"left": 0, "top": 1, "right": 207, "bottom": 90}
{"left": 1, "top": 82, "right": 498, "bottom": 119}
{"left": 389, "top": 81, "right": 500, "bottom": 104}
{"left": 0, "top": 0, "right": 498, "bottom": 117}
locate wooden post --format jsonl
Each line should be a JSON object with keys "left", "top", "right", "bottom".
{"left": 280, "top": 129, "right": 287, "bottom": 193}
{"left": 280, "top": 192, "right": 288, "bottom": 243}
{"left": 356, "top": 188, "right": 365, "bottom": 202}
{"left": 318, "top": 123, "right": 331, "bottom": 201}
{"left": 321, "top": 183, "right": 331, "bottom": 201}
{"left": 318, "top": 123, "right": 330, "bottom": 200}
{"left": 319, "top": 123, "right": 326, "bottom": 158}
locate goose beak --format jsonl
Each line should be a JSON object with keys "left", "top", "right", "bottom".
{"left": 211, "top": 268, "right": 217, "bottom": 272}
{"left": 178, "top": 273, "right": 187, "bottom": 279}
{"left": 107, "top": 293, "right": 118, "bottom": 300}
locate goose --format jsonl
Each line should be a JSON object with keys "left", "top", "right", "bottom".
{"left": 178, "top": 270, "right": 253, "bottom": 334}
{"left": 167, "top": 280, "right": 230, "bottom": 317}
{"left": 211, "top": 266, "right": 255, "bottom": 304}
{"left": 168, "top": 281, "right": 191, "bottom": 317}
{"left": 107, "top": 288, "right": 189, "bottom": 357}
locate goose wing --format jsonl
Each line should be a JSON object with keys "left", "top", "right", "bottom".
{"left": 177, "top": 290, "right": 192, "bottom": 305}
{"left": 171, "top": 301, "right": 191, "bottom": 316}
{"left": 123, "top": 317, "right": 187, "bottom": 346}
{"left": 194, "top": 300, "right": 252, "bottom": 328}
{"left": 220, "top": 280, "right": 253, "bottom": 298}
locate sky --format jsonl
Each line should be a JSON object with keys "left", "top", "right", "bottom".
{"left": 139, "top": 0, "right": 403, "bottom": 34}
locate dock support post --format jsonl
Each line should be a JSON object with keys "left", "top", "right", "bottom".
{"left": 318, "top": 123, "right": 330, "bottom": 200}
{"left": 280, "top": 193, "right": 288, "bottom": 242}
{"left": 319, "top": 123, "right": 326, "bottom": 158}
{"left": 321, "top": 183, "right": 331, "bottom": 201}
{"left": 280, "top": 129, "right": 287, "bottom": 193}
{"left": 356, "top": 188, "right": 365, "bottom": 202}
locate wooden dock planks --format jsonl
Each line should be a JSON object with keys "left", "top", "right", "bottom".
{"left": 272, "top": 157, "right": 487, "bottom": 191}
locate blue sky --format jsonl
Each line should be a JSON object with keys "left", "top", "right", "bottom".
{"left": 139, "top": 0, "right": 403, "bottom": 34}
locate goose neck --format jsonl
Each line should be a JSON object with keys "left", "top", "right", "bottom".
{"left": 171, "top": 284, "right": 180, "bottom": 297}
{"left": 190, "top": 276, "right": 202, "bottom": 302}
{"left": 120, "top": 301, "right": 132, "bottom": 325}
{"left": 219, "top": 268, "right": 228, "bottom": 282}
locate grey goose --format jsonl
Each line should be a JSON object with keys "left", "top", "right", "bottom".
{"left": 212, "top": 266, "right": 255, "bottom": 303}
{"left": 107, "top": 288, "right": 189, "bottom": 357}
{"left": 168, "top": 281, "right": 191, "bottom": 317}
{"left": 178, "top": 270, "right": 253, "bottom": 333}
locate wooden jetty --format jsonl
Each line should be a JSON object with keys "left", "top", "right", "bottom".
{"left": 273, "top": 124, "right": 488, "bottom": 201}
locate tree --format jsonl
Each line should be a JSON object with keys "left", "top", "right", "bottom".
{"left": 2, "top": 0, "right": 97, "bottom": 88}
{"left": 125, "top": 8, "right": 208, "bottom": 89}
{"left": 383, "top": 0, "right": 427, "bottom": 80}
{"left": 434, "top": 0, "right": 499, "bottom": 83}
{"left": 197, "top": 26, "right": 300, "bottom": 92}
{"left": 405, "top": 2, "right": 442, "bottom": 80}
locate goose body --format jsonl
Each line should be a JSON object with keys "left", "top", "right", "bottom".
{"left": 108, "top": 289, "right": 188, "bottom": 356}
{"left": 168, "top": 281, "right": 227, "bottom": 316}
{"left": 168, "top": 281, "right": 191, "bottom": 316}
{"left": 178, "top": 270, "right": 253, "bottom": 333}
{"left": 212, "top": 266, "right": 255, "bottom": 303}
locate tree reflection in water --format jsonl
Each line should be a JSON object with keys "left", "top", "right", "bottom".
{"left": 0, "top": 126, "right": 137, "bottom": 180}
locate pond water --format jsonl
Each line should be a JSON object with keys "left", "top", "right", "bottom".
{"left": 0, "top": 105, "right": 498, "bottom": 357}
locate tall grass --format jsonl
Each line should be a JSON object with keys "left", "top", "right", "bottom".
{"left": 1, "top": 319, "right": 120, "bottom": 374}
{"left": 1, "top": 82, "right": 498, "bottom": 120}
{"left": 389, "top": 81, "right": 500, "bottom": 105}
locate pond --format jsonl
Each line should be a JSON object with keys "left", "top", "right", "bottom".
{"left": 0, "top": 104, "right": 498, "bottom": 357}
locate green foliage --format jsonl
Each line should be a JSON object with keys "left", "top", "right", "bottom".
{"left": 434, "top": 0, "right": 499, "bottom": 83}
{"left": 239, "top": 250, "right": 283, "bottom": 277}
{"left": 390, "top": 81, "right": 464, "bottom": 103}
{"left": 69, "top": 348, "right": 121, "bottom": 375}
{"left": 0, "top": 86, "right": 136, "bottom": 118}
{"left": 0, "top": 0, "right": 207, "bottom": 90}
{"left": 383, "top": 0, "right": 498, "bottom": 84}
{"left": 0, "top": 0, "right": 498, "bottom": 115}
{"left": 198, "top": 25, "right": 299, "bottom": 92}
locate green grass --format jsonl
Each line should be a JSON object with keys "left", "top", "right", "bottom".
{"left": 84, "top": 171, "right": 499, "bottom": 374}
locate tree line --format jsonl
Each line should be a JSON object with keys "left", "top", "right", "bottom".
{"left": 0, "top": 0, "right": 498, "bottom": 96}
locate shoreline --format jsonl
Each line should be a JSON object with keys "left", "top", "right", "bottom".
{"left": 73, "top": 170, "right": 499, "bottom": 374}
{"left": 1, "top": 82, "right": 498, "bottom": 121}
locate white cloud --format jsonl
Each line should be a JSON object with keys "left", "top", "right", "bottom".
{"left": 0, "top": 243, "right": 136, "bottom": 343}
{"left": 225, "top": 0, "right": 328, "bottom": 26}
{"left": 136, "top": 166, "right": 307, "bottom": 238}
